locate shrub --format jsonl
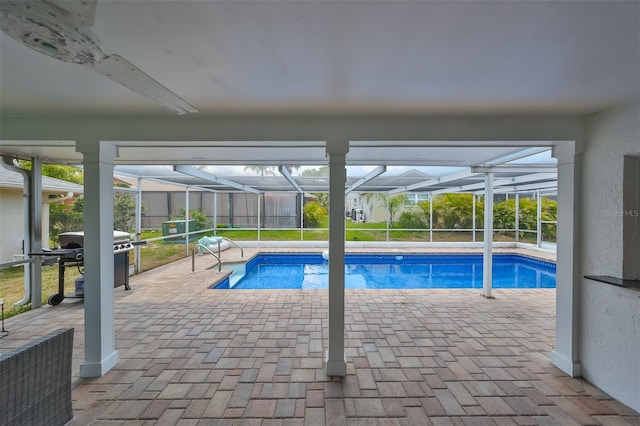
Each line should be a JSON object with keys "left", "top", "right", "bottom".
{"left": 396, "top": 211, "right": 427, "bottom": 229}
{"left": 171, "top": 207, "right": 210, "bottom": 231}
{"left": 303, "top": 201, "right": 327, "bottom": 228}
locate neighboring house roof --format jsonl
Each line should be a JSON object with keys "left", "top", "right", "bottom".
{"left": 394, "top": 169, "right": 434, "bottom": 180}
{"left": 0, "top": 167, "right": 84, "bottom": 193}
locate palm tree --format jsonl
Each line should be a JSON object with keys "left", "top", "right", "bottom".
{"left": 244, "top": 165, "right": 276, "bottom": 176}
{"left": 387, "top": 194, "right": 408, "bottom": 226}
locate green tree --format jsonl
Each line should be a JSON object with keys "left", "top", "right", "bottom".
{"left": 517, "top": 197, "right": 540, "bottom": 232}
{"left": 387, "top": 194, "right": 408, "bottom": 226}
{"left": 312, "top": 193, "right": 329, "bottom": 210}
{"left": 540, "top": 197, "right": 558, "bottom": 240}
{"left": 49, "top": 198, "right": 84, "bottom": 245}
{"left": 493, "top": 196, "right": 557, "bottom": 239}
{"left": 16, "top": 161, "right": 83, "bottom": 184}
{"left": 300, "top": 166, "right": 329, "bottom": 176}
{"left": 243, "top": 165, "right": 276, "bottom": 176}
{"left": 493, "top": 198, "right": 516, "bottom": 232}
{"left": 301, "top": 167, "right": 330, "bottom": 210}
{"left": 429, "top": 193, "right": 476, "bottom": 229}
{"left": 113, "top": 190, "right": 136, "bottom": 232}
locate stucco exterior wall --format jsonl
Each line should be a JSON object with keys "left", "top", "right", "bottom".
{"left": 0, "top": 188, "right": 54, "bottom": 262}
{"left": 581, "top": 101, "right": 640, "bottom": 411}
{"left": 0, "top": 188, "right": 26, "bottom": 262}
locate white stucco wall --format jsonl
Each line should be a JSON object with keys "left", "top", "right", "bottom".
{"left": 581, "top": 101, "right": 640, "bottom": 411}
{"left": 0, "top": 188, "right": 26, "bottom": 262}
{"left": 0, "top": 188, "right": 54, "bottom": 263}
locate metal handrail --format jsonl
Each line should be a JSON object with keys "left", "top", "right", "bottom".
{"left": 0, "top": 258, "right": 31, "bottom": 269}
{"left": 192, "top": 244, "right": 222, "bottom": 272}
{"left": 220, "top": 237, "right": 244, "bottom": 258}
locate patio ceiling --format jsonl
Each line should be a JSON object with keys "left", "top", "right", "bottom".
{"left": 3, "top": 0, "right": 620, "bottom": 195}
{"left": 1, "top": 1, "right": 637, "bottom": 116}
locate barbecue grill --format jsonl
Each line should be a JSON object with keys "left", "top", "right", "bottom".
{"left": 31, "top": 231, "right": 140, "bottom": 305}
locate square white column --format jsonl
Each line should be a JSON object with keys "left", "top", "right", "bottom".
{"left": 326, "top": 140, "right": 348, "bottom": 377}
{"left": 77, "top": 140, "right": 119, "bottom": 377}
{"left": 551, "top": 143, "right": 582, "bottom": 377}
{"left": 482, "top": 172, "right": 494, "bottom": 298}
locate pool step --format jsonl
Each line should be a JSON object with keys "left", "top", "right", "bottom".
{"left": 226, "top": 263, "right": 247, "bottom": 287}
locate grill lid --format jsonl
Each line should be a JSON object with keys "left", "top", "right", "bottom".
{"left": 59, "top": 230, "right": 131, "bottom": 248}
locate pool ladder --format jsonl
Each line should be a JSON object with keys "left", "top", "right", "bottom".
{"left": 191, "top": 237, "right": 244, "bottom": 273}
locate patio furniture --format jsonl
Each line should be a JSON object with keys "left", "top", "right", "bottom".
{"left": 0, "top": 328, "right": 74, "bottom": 425}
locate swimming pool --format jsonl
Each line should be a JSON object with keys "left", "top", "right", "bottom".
{"left": 212, "top": 253, "right": 556, "bottom": 290}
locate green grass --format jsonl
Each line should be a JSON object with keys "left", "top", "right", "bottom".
{"left": 0, "top": 262, "right": 78, "bottom": 319}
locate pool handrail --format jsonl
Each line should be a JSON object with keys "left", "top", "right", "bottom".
{"left": 192, "top": 244, "right": 222, "bottom": 272}
{"left": 219, "top": 237, "right": 244, "bottom": 258}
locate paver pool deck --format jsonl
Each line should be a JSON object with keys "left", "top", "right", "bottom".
{"left": 1, "top": 247, "right": 638, "bottom": 425}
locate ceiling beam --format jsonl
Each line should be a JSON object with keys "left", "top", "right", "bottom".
{"left": 431, "top": 180, "right": 511, "bottom": 195}
{"left": 173, "top": 165, "right": 259, "bottom": 194}
{"left": 345, "top": 166, "right": 386, "bottom": 194}
{"left": 471, "top": 165, "right": 557, "bottom": 173}
{"left": 475, "top": 181, "right": 558, "bottom": 194}
{"left": 480, "top": 147, "right": 552, "bottom": 166}
{"left": 431, "top": 172, "right": 557, "bottom": 195}
{"left": 278, "top": 166, "right": 303, "bottom": 193}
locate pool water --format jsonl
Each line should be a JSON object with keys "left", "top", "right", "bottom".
{"left": 212, "top": 253, "right": 556, "bottom": 290}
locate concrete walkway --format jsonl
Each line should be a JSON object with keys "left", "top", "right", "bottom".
{"left": 1, "top": 248, "right": 638, "bottom": 425}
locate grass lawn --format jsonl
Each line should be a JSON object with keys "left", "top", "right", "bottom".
{"left": 0, "top": 262, "right": 78, "bottom": 319}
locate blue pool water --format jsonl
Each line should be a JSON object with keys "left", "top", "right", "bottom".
{"left": 212, "top": 253, "right": 556, "bottom": 290}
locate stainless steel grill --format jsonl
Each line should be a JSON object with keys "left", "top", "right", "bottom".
{"left": 59, "top": 230, "right": 133, "bottom": 256}
{"left": 31, "top": 231, "right": 136, "bottom": 305}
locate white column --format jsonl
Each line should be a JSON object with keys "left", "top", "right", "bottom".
{"left": 30, "top": 157, "right": 43, "bottom": 308}
{"left": 385, "top": 194, "right": 390, "bottom": 241}
{"left": 536, "top": 191, "right": 542, "bottom": 247}
{"left": 550, "top": 143, "right": 582, "bottom": 376}
{"left": 213, "top": 192, "right": 218, "bottom": 236}
{"left": 515, "top": 193, "right": 520, "bottom": 243}
{"left": 326, "top": 139, "right": 348, "bottom": 376}
{"left": 429, "top": 194, "right": 433, "bottom": 242}
{"left": 134, "top": 178, "right": 142, "bottom": 274}
{"left": 482, "top": 173, "right": 494, "bottom": 298}
{"left": 472, "top": 194, "right": 476, "bottom": 243}
{"left": 77, "top": 140, "right": 118, "bottom": 377}
{"left": 257, "top": 193, "right": 261, "bottom": 241}
{"left": 300, "top": 192, "right": 304, "bottom": 241}
{"left": 185, "top": 186, "right": 190, "bottom": 255}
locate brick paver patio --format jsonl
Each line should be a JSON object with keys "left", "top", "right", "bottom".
{"left": 1, "top": 248, "right": 638, "bottom": 425}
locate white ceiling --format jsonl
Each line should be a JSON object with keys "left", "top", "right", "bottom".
{"left": 1, "top": 0, "right": 638, "bottom": 117}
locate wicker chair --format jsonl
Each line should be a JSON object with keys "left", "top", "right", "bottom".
{"left": 0, "top": 328, "right": 74, "bottom": 426}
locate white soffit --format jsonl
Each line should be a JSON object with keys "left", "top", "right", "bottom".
{"left": 0, "top": 140, "right": 81, "bottom": 164}
{"left": 115, "top": 141, "right": 327, "bottom": 165}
